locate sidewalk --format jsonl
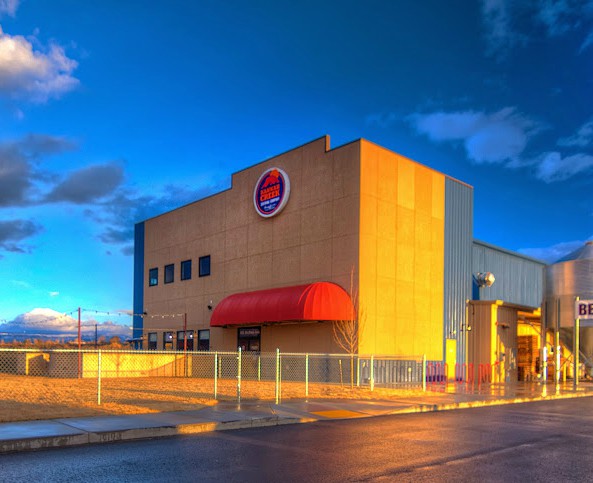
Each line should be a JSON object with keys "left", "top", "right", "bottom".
{"left": 1, "top": 382, "right": 592, "bottom": 454}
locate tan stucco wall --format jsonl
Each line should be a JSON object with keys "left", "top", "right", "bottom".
{"left": 142, "top": 136, "right": 360, "bottom": 351}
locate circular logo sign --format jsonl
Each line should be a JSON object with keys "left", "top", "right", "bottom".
{"left": 253, "top": 167, "right": 290, "bottom": 218}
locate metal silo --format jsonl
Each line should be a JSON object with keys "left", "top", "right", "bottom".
{"left": 543, "top": 241, "right": 593, "bottom": 376}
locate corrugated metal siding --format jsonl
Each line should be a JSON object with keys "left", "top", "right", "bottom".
{"left": 472, "top": 240, "right": 545, "bottom": 308}
{"left": 444, "top": 178, "right": 473, "bottom": 365}
{"left": 133, "top": 222, "right": 145, "bottom": 341}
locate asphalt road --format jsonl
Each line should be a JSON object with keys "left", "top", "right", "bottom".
{"left": 1, "top": 398, "right": 593, "bottom": 482}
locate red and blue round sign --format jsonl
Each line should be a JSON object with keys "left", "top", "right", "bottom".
{"left": 253, "top": 167, "right": 290, "bottom": 218}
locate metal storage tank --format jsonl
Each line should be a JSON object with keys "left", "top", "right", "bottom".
{"left": 543, "top": 241, "right": 593, "bottom": 371}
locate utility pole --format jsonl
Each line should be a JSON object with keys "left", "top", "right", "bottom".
{"left": 77, "top": 307, "right": 82, "bottom": 378}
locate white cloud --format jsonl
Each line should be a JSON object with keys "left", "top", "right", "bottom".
{"left": 49, "top": 291, "right": 59, "bottom": 297}
{"left": 581, "top": 30, "right": 593, "bottom": 52}
{"left": 535, "top": 152, "right": 593, "bottom": 182}
{"left": 481, "top": 0, "right": 593, "bottom": 57}
{"left": 409, "top": 107, "right": 536, "bottom": 164}
{"left": 480, "top": 0, "right": 526, "bottom": 59}
{"left": 518, "top": 239, "right": 591, "bottom": 263}
{"left": 0, "top": 0, "right": 19, "bottom": 17}
{"left": 0, "top": 308, "right": 131, "bottom": 339}
{"left": 0, "top": 26, "right": 79, "bottom": 103}
{"left": 558, "top": 119, "right": 593, "bottom": 147}
{"left": 536, "top": 0, "right": 581, "bottom": 36}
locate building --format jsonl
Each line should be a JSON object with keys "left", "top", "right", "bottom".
{"left": 133, "top": 135, "right": 546, "bottom": 379}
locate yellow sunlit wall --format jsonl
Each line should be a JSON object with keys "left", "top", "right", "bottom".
{"left": 358, "top": 140, "right": 445, "bottom": 359}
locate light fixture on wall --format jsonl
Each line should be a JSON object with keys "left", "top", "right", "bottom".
{"left": 207, "top": 300, "right": 213, "bottom": 311}
{"left": 474, "top": 272, "right": 495, "bottom": 287}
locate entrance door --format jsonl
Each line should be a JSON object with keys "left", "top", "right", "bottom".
{"left": 238, "top": 327, "right": 261, "bottom": 352}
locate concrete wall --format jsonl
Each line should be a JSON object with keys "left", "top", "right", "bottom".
{"left": 142, "top": 136, "right": 360, "bottom": 352}
{"left": 358, "top": 140, "right": 445, "bottom": 359}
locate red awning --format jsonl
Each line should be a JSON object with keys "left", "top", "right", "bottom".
{"left": 210, "top": 282, "right": 355, "bottom": 327}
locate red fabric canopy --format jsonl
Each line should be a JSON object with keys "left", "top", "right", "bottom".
{"left": 210, "top": 282, "right": 355, "bottom": 327}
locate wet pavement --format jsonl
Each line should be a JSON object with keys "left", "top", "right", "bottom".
{"left": 1, "top": 381, "right": 592, "bottom": 454}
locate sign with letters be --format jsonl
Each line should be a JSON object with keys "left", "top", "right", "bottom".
{"left": 575, "top": 300, "right": 593, "bottom": 319}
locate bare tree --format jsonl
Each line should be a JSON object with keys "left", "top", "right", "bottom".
{"left": 332, "top": 268, "right": 364, "bottom": 387}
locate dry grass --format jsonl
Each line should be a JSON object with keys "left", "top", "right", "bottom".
{"left": 0, "top": 374, "right": 445, "bottom": 423}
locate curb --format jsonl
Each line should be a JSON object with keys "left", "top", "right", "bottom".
{"left": 0, "top": 416, "right": 311, "bottom": 455}
{"left": 2, "top": 393, "right": 592, "bottom": 454}
{"left": 389, "top": 390, "right": 593, "bottom": 415}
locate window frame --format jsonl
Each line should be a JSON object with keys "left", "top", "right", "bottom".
{"left": 164, "top": 264, "right": 174, "bottom": 284}
{"left": 149, "top": 268, "right": 159, "bottom": 287}
{"left": 199, "top": 255, "right": 211, "bottom": 277}
{"left": 181, "top": 259, "right": 192, "bottom": 281}
{"left": 147, "top": 332, "right": 157, "bottom": 350}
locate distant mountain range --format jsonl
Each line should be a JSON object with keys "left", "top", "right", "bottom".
{"left": 0, "top": 308, "right": 132, "bottom": 342}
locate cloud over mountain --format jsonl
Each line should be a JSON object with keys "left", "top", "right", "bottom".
{"left": 0, "top": 308, "right": 131, "bottom": 340}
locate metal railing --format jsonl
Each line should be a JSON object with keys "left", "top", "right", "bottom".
{"left": 0, "top": 348, "right": 429, "bottom": 422}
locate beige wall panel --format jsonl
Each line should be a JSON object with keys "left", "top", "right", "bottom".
{"left": 328, "top": 143, "right": 360, "bottom": 199}
{"left": 377, "top": 150, "right": 397, "bottom": 200}
{"left": 225, "top": 225, "right": 248, "bottom": 261}
{"left": 187, "top": 194, "right": 226, "bottom": 240}
{"left": 300, "top": 148, "right": 335, "bottom": 209}
{"left": 377, "top": 238, "right": 396, "bottom": 280}
{"left": 247, "top": 218, "right": 274, "bottom": 256}
{"left": 262, "top": 322, "right": 339, "bottom": 353}
{"left": 247, "top": 253, "right": 274, "bottom": 290}
{"left": 377, "top": 199, "right": 396, "bottom": 241}
{"left": 331, "top": 234, "right": 359, "bottom": 280}
{"left": 301, "top": 201, "right": 333, "bottom": 243}
{"left": 300, "top": 240, "right": 333, "bottom": 281}
{"left": 272, "top": 211, "right": 301, "bottom": 251}
{"left": 431, "top": 172, "right": 445, "bottom": 219}
{"left": 332, "top": 195, "right": 359, "bottom": 238}
{"left": 224, "top": 257, "right": 248, "bottom": 293}
{"left": 360, "top": 194, "right": 377, "bottom": 236}
{"left": 272, "top": 246, "right": 301, "bottom": 285}
{"left": 397, "top": 160, "right": 415, "bottom": 210}
{"left": 414, "top": 167, "right": 433, "bottom": 216}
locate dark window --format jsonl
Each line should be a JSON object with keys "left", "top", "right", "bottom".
{"left": 163, "top": 331, "right": 174, "bottom": 350}
{"left": 199, "top": 255, "right": 211, "bottom": 277}
{"left": 148, "top": 332, "right": 157, "bottom": 350}
{"left": 176, "top": 330, "right": 194, "bottom": 351}
{"left": 181, "top": 260, "right": 192, "bottom": 281}
{"left": 149, "top": 268, "right": 158, "bottom": 286}
{"left": 164, "top": 264, "right": 174, "bottom": 284}
{"left": 198, "top": 330, "right": 210, "bottom": 351}
{"left": 238, "top": 327, "right": 260, "bottom": 352}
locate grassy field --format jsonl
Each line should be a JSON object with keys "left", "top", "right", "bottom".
{"left": 0, "top": 374, "right": 445, "bottom": 423}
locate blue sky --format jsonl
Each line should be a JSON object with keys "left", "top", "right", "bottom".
{"left": 0, "top": 0, "right": 592, "bottom": 331}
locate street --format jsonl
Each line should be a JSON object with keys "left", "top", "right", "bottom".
{"left": 1, "top": 397, "right": 593, "bottom": 482}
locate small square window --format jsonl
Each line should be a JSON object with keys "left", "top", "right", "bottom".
{"left": 149, "top": 268, "right": 158, "bottom": 286}
{"left": 199, "top": 255, "right": 211, "bottom": 277}
{"left": 164, "top": 264, "right": 174, "bottom": 284}
{"left": 181, "top": 260, "right": 192, "bottom": 281}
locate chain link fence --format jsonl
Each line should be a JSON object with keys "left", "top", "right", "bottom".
{"left": 0, "top": 348, "right": 428, "bottom": 423}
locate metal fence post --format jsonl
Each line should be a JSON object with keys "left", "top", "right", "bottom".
{"left": 275, "top": 348, "right": 280, "bottom": 404}
{"left": 356, "top": 356, "right": 360, "bottom": 387}
{"left": 370, "top": 354, "right": 375, "bottom": 392}
{"left": 97, "top": 350, "right": 102, "bottom": 405}
{"left": 214, "top": 352, "right": 218, "bottom": 400}
{"left": 305, "top": 353, "right": 309, "bottom": 398}
{"left": 258, "top": 355, "right": 261, "bottom": 381}
{"left": 422, "top": 354, "right": 427, "bottom": 392}
{"left": 237, "top": 347, "right": 242, "bottom": 404}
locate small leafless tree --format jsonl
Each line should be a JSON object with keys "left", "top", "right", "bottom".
{"left": 332, "top": 268, "right": 364, "bottom": 387}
